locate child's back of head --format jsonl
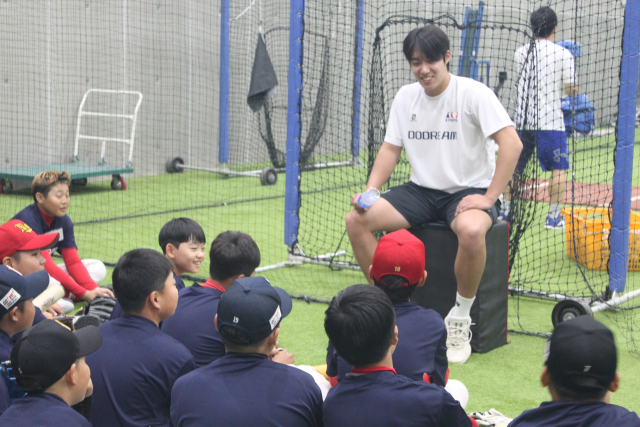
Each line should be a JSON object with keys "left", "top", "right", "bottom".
{"left": 209, "top": 231, "right": 260, "bottom": 282}
{"left": 324, "top": 284, "right": 396, "bottom": 367}
{"left": 371, "top": 230, "right": 426, "bottom": 302}
{"left": 112, "top": 249, "right": 174, "bottom": 315}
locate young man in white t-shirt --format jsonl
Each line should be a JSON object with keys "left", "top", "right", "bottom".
{"left": 503, "top": 6, "right": 578, "bottom": 229}
{"left": 345, "top": 25, "right": 522, "bottom": 364}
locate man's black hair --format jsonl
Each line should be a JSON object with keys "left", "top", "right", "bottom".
{"left": 209, "top": 231, "right": 260, "bottom": 281}
{"left": 219, "top": 325, "right": 269, "bottom": 353}
{"left": 549, "top": 376, "right": 609, "bottom": 401}
{"left": 403, "top": 25, "right": 450, "bottom": 71}
{"left": 324, "top": 285, "right": 396, "bottom": 367}
{"left": 531, "top": 7, "right": 557, "bottom": 38}
{"left": 158, "top": 218, "right": 206, "bottom": 254}
{"left": 373, "top": 274, "right": 418, "bottom": 302}
{"left": 112, "top": 249, "right": 173, "bottom": 313}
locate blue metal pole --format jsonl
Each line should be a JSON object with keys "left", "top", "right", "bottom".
{"left": 284, "top": 0, "right": 304, "bottom": 246}
{"left": 351, "top": 0, "right": 365, "bottom": 159}
{"left": 218, "top": 0, "right": 230, "bottom": 164}
{"left": 610, "top": 0, "right": 640, "bottom": 292}
{"left": 457, "top": 7, "right": 470, "bottom": 76}
{"left": 470, "top": 1, "right": 484, "bottom": 81}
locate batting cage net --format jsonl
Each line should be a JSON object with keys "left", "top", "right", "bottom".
{"left": 0, "top": 1, "right": 639, "bottom": 353}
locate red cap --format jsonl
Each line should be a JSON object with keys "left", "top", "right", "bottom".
{"left": 0, "top": 220, "right": 59, "bottom": 260}
{"left": 371, "top": 230, "right": 425, "bottom": 287}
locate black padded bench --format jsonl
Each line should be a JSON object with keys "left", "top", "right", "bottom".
{"left": 409, "top": 220, "right": 509, "bottom": 353}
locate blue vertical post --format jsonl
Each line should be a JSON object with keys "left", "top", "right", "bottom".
{"left": 470, "top": 1, "right": 484, "bottom": 81}
{"left": 457, "top": 7, "right": 470, "bottom": 76}
{"left": 284, "top": 0, "right": 304, "bottom": 245}
{"left": 351, "top": 0, "right": 365, "bottom": 159}
{"left": 218, "top": 0, "right": 230, "bottom": 164}
{"left": 610, "top": 0, "right": 640, "bottom": 292}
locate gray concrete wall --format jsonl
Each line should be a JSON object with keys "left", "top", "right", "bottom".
{"left": 0, "top": 0, "right": 628, "bottom": 180}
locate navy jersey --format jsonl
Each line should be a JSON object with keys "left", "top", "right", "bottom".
{"left": 0, "top": 330, "right": 11, "bottom": 415}
{"left": 161, "top": 283, "right": 224, "bottom": 367}
{"left": 110, "top": 272, "right": 185, "bottom": 321}
{"left": 13, "top": 203, "right": 77, "bottom": 253}
{"left": 510, "top": 400, "right": 640, "bottom": 426}
{"left": 0, "top": 392, "right": 90, "bottom": 426}
{"left": 171, "top": 353, "right": 323, "bottom": 427}
{"left": 324, "top": 369, "right": 470, "bottom": 427}
{"left": 86, "top": 314, "right": 196, "bottom": 427}
{"left": 327, "top": 301, "right": 448, "bottom": 386}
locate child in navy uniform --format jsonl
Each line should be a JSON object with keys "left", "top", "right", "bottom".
{"left": 510, "top": 316, "right": 640, "bottom": 426}
{"left": 1, "top": 219, "right": 60, "bottom": 323}
{"left": 86, "top": 249, "right": 196, "bottom": 427}
{"left": 162, "top": 231, "right": 273, "bottom": 367}
{"left": 323, "top": 285, "right": 472, "bottom": 427}
{"left": 0, "top": 266, "right": 50, "bottom": 415}
{"left": 110, "top": 217, "right": 206, "bottom": 320}
{"left": 12, "top": 171, "right": 112, "bottom": 302}
{"left": 0, "top": 320, "right": 102, "bottom": 427}
{"left": 326, "top": 229, "right": 447, "bottom": 386}
{"left": 171, "top": 276, "right": 324, "bottom": 427}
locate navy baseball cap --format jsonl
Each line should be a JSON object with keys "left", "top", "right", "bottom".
{"left": 11, "top": 320, "right": 103, "bottom": 392}
{"left": 217, "top": 276, "right": 292, "bottom": 344}
{"left": 545, "top": 316, "right": 617, "bottom": 393}
{"left": 0, "top": 266, "right": 49, "bottom": 317}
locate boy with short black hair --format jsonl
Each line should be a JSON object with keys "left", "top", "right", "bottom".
{"left": 12, "top": 171, "right": 112, "bottom": 302}
{"left": 326, "top": 229, "right": 447, "bottom": 386}
{"left": 510, "top": 316, "right": 640, "bottom": 426}
{"left": 0, "top": 320, "right": 102, "bottom": 426}
{"left": 86, "top": 249, "right": 196, "bottom": 427}
{"left": 110, "top": 217, "right": 206, "bottom": 320}
{"left": 161, "top": 230, "right": 264, "bottom": 367}
{"left": 0, "top": 266, "right": 50, "bottom": 415}
{"left": 323, "top": 284, "right": 472, "bottom": 427}
{"left": 171, "top": 276, "right": 323, "bottom": 426}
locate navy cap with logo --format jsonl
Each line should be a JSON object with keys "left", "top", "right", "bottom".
{"left": 545, "top": 316, "right": 617, "bottom": 394}
{"left": 11, "top": 320, "right": 103, "bottom": 392}
{"left": 0, "top": 265, "right": 49, "bottom": 318}
{"left": 217, "top": 276, "right": 292, "bottom": 344}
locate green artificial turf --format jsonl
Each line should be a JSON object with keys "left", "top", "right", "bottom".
{"left": 2, "top": 131, "right": 640, "bottom": 417}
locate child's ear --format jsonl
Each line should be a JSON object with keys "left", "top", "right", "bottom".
{"left": 7, "top": 306, "right": 20, "bottom": 322}
{"left": 1, "top": 257, "right": 12, "bottom": 267}
{"left": 165, "top": 243, "right": 177, "bottom": 259}
{"left": 34, "top": 192, "right": 46, "bottom": 204}
{"left": 65, "top": 363, "right": 78, "bottom": 387}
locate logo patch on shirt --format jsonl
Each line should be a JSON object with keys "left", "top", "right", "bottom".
{"left": 269, "top": 305, "right": 282, "bottom": 330}
{"left": 0, "top": 288, "right": 21, "bottom": 310}
{"left": 410, "top": 114, "right": 417, "bottom": 122}
{"left": 14, "top": 223, "right": 33, "bottom": 233}
{"left": 445, "top": 112, "right": 459, "bottom": 122}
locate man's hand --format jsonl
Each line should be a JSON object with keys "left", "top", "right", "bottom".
{"left": 455, "top": 194, "right": 495, "bottom": 216}
{"left": 270, "top": 347, "right": 295, "bottom": 365}
{"left": 82, "top": 287, "right": 115, "bottom": 302}
{"left": 350, "top": 193, "right": 366, "bottom": 212}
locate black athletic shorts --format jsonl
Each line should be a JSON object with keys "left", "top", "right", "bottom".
{"left": 380, "top": 182, "right": 500, "bottom": 228}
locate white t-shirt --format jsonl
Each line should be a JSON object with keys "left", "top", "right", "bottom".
{"left": 384, "top": 75, "right": 514, "bottom": 193}
{"left": 514, "top": 39, "right": 575, "bottom": 130}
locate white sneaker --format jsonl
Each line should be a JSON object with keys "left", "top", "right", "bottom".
{"left": 57, "top": 298, "right": 75, "bottom": 314}
{"left": 444, "top": 308, "right": 472, "bottom": 364}
{"left": 469, "top": 408, "right": 513, "bottom": 426}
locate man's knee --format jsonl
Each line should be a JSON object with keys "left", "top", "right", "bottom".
{"left": 346, "top": 209, "right": 366, "bottom": 234}
{"left": 454, "top": 219, "right": 489, "bottom": 249}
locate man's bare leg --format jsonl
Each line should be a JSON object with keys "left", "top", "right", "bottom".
{"left": 549, "top": 169, "right": 566, "bottom": 205}
{"left": 345, "top": 198, "right": 411, "bottom": 283}
{"left": 445, "top": 209, "right": 493, "bottom": 364}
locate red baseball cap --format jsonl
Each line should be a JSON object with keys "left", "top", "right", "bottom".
{"left": 371, "top": 229, "right": 425, "bottom": 287}
{"left": 0, "top": 220, "right": 59, "bottom": 260}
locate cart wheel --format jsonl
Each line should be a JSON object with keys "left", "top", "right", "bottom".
{"left": 166, "top": 157, "right": 185, "bottom": 174}
{"left": 111, "top": 175, "right": 126, "bottom": 191}
{"left": 260, "top": 168, "right": 277, "bottom": 186}
{"left": 551, "top": 298, "right": 593, "bottom": 327}
{"left": 71, "top": 178, "right": 88, "bottom": 187}
{"left": 0, "top": 179, "right": 13, "bottom": 194}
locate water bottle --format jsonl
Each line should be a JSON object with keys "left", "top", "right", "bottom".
{"left": 357, "top": 188, "right": 380, "bottom": 209}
